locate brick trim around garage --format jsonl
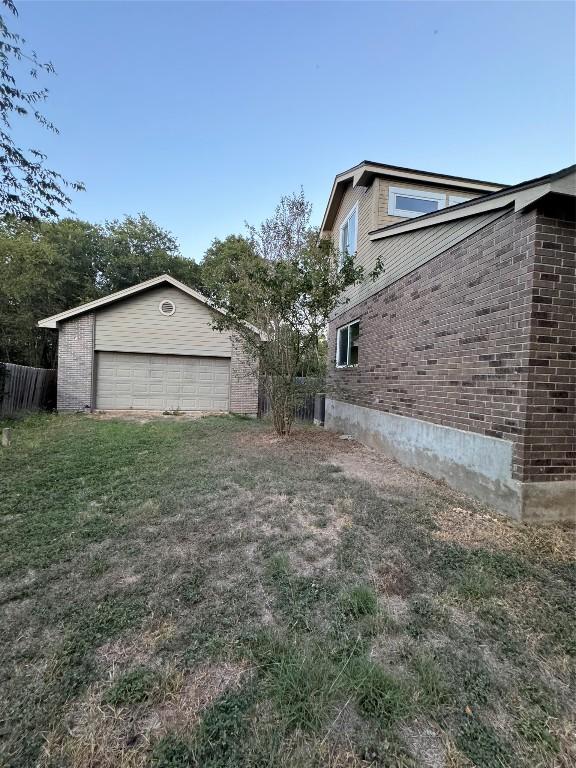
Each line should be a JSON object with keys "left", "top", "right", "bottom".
{"left": 230, "top": 336, "right": 259, "bottom": 415}
{"left": 56, "top": 317, "right": 260, "bottom": 416}
{"left": 57, "top": 313, "right": 95, "bottom": 412}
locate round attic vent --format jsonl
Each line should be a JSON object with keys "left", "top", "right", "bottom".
{"left": 159, "top": 299, "right": 176, "bottom": 316}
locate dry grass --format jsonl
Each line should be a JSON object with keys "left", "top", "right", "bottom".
{"left": 39, "top": 661, "right": 249, "bottom": 768}
{"left": 432, "top": 504, "right": 575, "bottom": 560}
{"left": 1, "top": 415, "right": 574, "bottom": 768}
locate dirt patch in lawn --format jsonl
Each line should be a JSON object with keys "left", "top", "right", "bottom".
{"left": 88, "top": 410, "right": 221, "bottom": 423}
{"left": 96, "top": 621, "right": 178, "bottom": 670}
{"left": 330, "top": 438, "right": 575, "bottom": 561}
{"left": 401, "top": 717, "right": 447, "bottom": 768}
{"left": 39, "top": 661, "right": 249, "bottom": 768}
{"left": 235, "top": 425, "right": 358, "bottom": 462}
{"left": 329, "top": 442, "right": 445, "bottom": 499}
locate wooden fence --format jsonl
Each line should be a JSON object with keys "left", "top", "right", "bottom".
{"left": 0, "top": 363, "right": 57, "bottom": 417}
{"left": 258, "top": 377, "right": 323, "bottom": 423}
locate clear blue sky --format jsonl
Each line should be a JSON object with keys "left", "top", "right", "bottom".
{"left": 14, "top": 1, "right": 576, "bottom": 260}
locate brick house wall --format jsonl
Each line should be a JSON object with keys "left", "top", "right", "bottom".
{"left": 327, "top": 206, "right": 575, "bottom": 487}
{"left": 520, "top": 213, "right": 575, "bottom": 481}
{"left": 230, "top": 336, "right": 259, "bottom": 415}
{"left": 57, "top": 314, "right": 95, "bottom": 411}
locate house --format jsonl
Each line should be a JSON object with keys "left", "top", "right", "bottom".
{"left": 321, "top": 161, "right": 576, "bottom": 522}
{"left": 38, "top": 274, "right": 259, "bottom": 415}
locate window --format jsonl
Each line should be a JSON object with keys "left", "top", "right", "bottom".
{"left": 388, "top": 186, "right": 446, "bottom": 218}
{"left": 336, "top": 320, "right": 360, "bottom": 367}
{"left": 339, "top": 203, "right": 358, "bottom": 267}
{"left": 448, "top": 194, "right": 472, "bottom": 206}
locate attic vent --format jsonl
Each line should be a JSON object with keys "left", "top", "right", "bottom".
{"left": 159, "top": 299, "right": 176, "bottom": 316}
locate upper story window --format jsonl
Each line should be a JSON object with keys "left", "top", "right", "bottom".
{"left": 339, "top": 203, "right": 358, "bottom": 266}
{"left": 388, "top": 186, "right": 446, "bottom": 218}
{"left": 336, "top": 319, "right": 360, "bottom": 367}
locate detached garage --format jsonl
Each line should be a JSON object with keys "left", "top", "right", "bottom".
{"left": 38, "top": 274, "right": 259, "bottom": 415}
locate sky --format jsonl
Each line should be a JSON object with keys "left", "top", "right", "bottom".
{"left": 13, "top": 0, "right": 576, "bottom": 260}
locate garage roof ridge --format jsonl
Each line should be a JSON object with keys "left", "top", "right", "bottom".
{"left": 37, "top": 274, "right": 265, "bottom": 339}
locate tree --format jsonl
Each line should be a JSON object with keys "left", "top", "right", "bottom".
{"left": 200, "top": 234, "right": 261, "bottom": 313}
{"left": 203, "top": 191, "right": 378, "bottom": 436}
{"left": 0, "top": 0, "right": 84, "bottom": 218}
{"left": 98, "top": 214, "right": 201, "bottom": 294}
{"left": 0, "top": 218, "right": 101, "bottom": 366}
{"left": 0, "top": 213, "right": 201, "bottom": 367}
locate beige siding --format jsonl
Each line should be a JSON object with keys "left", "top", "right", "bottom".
{"left": 329, "top": 182, "right": 373, "bottom": 258}
{"left": 327, "top": 179, "right": 486, "bottom": 255}
{"left": 330, "top": 208, "right": 508, "bottom": 320}
{"left": 94, "top": 286, "right": 232, "bottom": 356}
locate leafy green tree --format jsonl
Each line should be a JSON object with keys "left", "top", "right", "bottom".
{"left": 0, "top": 214, "right": 200, "bottom": 367}
{"left": 98, "top": 214, "right": 201, "bottom": 294}
{"left": 0, "top": 219, "right": 98, "bottom": 366}
{"left": 201, "top": 234, "right": 261, "bottom": 311}
{"left": 0, "top": 0, "right": 83, "bottom": 218}
{"left": 203, "top": 191, "right": 378, "bottom": 436}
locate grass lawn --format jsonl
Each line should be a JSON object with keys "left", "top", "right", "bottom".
{"left": 0, "top": 413, "right": 574, "bottom": 768}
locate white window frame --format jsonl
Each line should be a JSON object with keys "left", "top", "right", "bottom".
{"left": 448, "top": 194, "right": 472, "bottom": 206}
{"left": 388, "top": 186, "right": 446, "bottom": 218}
{"left": 336, "top": 319, "right": 360, "bottom": 368}
{"left": 338, "top": 202, "right": 358, "bottom": 267}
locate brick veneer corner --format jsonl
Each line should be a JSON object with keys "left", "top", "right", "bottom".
{"left": 230, "top": 336, "right": 259, "bottom": 415}
{"left": 57, "top": 314, "right": 95, "bottom": 411}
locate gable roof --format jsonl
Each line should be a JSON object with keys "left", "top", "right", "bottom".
{"left": 37, "top": 274, "right": 265, "bottom": 338}
{"left": 38, "top": 274, "right": 215, "bottom": 328}
{"left": 320, "top": 160, "right": 506, "bottom": 236}
{"left": 369, "top": 164, "right": 576, "bottom": 241}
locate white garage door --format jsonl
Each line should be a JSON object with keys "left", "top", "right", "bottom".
{"left": 95, "top": 352, "right": 230, "bottom": 411}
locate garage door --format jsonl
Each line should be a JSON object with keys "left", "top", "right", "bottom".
{"left": 95, "top": 352, "right": 230, "bottom": 411}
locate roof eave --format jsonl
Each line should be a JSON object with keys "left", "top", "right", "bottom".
{"left": 38, "top": 273, "right": 267, "bottom": 340}
{"left": 320, "top": 160, "right": 506, "bottom": 237}
{"left": 368, "top": 170, "right": 575, "bottom": 241}
{"left": 37, "top": 274, "right": 191, "bottom": 328}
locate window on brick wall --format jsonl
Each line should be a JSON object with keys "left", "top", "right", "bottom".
{"left": 336, "top": 320, "right": 360, "bottom": 367}
{"left": 338, "top": 203, "right": 358, "bottom": 267}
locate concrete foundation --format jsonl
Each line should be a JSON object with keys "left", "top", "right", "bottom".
{"left": 325, "top": 398, "right": 575, "bottom": 523}
{"left": 520, "top": 480, "right": 576, "bottom": 523}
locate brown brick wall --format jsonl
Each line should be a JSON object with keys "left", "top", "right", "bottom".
{"left": 57, "top": 314, "right": 95, "bottom": 411}
{"left": 327, "top": 206, "right": 575, "bottom": 483}
{"left": 520, "top": 214, "right": 575, "bottom": 481}
{"left": 230, "top": 336, "right": 259, "bottom": 415}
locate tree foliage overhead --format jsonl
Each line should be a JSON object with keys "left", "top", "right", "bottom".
{"left": 0, "top": 214, "right": 201, "bottom": 367}
{"left": 0, "top": 0, "right": 84, "bottom": 218}
{"left": 97, "top": 214, "right": 199, "bottom": 294}
{"left": 202, "top": 190, "right": 377, "bottom": 436}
